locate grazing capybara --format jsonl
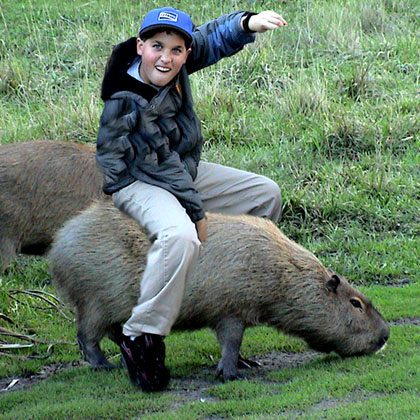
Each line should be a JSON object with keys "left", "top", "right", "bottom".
{"left": 0, "top": 140, "right": 104, "bottom": 272}
{"left": 48, "top": 201, "right": 389, "bottom": 381}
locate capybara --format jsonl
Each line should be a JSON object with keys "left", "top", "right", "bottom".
{"left": 0, "top": 140, "right": 104, "bottom": 272}
{"left": 48, "top": 201, "right": 389, "bottom": 381}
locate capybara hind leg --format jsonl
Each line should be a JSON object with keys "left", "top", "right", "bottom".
{"left": 77, "top": 331, "right": 116, "bottom": 369}
{"left": 107, "top": 323, "right": 123, "bottom": 345}
{"left": 215, "top": 317, "right": 245, "bottom": 381}
{"left": 106, "top": 324, "right": 127, "bottom": 368}
{"left": 0, "top": 236, "right": 18, "bottom": 273}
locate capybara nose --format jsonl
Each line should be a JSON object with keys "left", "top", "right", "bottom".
{"left": 379, "top": 335, "right": 388, "bottom": 347}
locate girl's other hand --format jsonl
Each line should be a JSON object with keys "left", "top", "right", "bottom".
{"left": 195, "top": 218, "right": 208, "bottom": 243}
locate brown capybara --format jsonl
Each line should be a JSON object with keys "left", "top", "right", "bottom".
{"left": 48, "top": 201, "right": 389, "bottom": 381}
{"left": 0, "top": 140, "right": 104, "bottom": 272}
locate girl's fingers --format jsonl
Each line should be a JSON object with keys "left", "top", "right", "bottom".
{"left": 251, "top": 11, "right": 288, "bottom": 32}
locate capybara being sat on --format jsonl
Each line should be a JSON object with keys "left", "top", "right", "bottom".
{"left": 49, "top": 201, "right": 389, "bottom": 381}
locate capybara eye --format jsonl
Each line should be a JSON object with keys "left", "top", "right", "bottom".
{"left": 350, "top": 298, "right": 363, "bottom": 309}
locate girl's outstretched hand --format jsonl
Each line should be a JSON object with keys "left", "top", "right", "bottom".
{"left": 247, "top": 11, "right": 288, "bottom": 33}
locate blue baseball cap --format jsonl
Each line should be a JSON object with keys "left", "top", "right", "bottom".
{"left": 139, "top": 7, "right": 194, "bottom": 43}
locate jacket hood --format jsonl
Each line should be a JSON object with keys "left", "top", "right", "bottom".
{"left": 101, "top": 37, "right": 139, "bottom": 101}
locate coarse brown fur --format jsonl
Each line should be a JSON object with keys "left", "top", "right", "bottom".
{"left": 0, "top": 141, "right": 104, "bottom": 272}
{"left": 49, "top": 201, "right": 389, "bottom": 381}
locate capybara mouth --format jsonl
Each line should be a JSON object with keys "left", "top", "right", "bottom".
{"left": 337, "top": 334, "right": 389, "bottom": 358}
{"left": 375, "top": 341, "right": 387, "bottom": 354}
{"left": 373, "top": 334, "right": 389, "bottom": 353}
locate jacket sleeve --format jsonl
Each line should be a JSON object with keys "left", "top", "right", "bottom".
{"left": 186, "top": 11, "right": 256, "bottom": 74}
{"left": 182, "top": 150, "right": 201, "bottom": 181}
{"left": 96, "top": 98, "right": 136, "bottom": 194}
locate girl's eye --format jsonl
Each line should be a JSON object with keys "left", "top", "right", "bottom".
{"left": 153, "top": 44, "right": 162, "bottom": 50}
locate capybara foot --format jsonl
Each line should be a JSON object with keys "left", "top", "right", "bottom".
{"left": 237, "top": 354, "right": 261, "bottom": 369}
{"left": 216, "top": 360, "right": 241, "bottom": 382}
{"left": 92, "top": 362, "right": 118, "bottom": 370}
{"left": 77, "top": 335, "right": 114, "bottom": 369}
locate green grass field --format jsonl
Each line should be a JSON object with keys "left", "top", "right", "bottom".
{"left": 0, "top": 0, "right": 419, "bottom": 418}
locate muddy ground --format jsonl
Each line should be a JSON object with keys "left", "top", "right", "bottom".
{"left": 0, "top": 350, "right": 321, "bottom": 393}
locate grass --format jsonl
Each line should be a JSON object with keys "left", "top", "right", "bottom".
{"left": 0, "top": 275, "right": 419, "bottom": 418}
{"left": 0, "top": 0, "right": 419, "bottom": 418}
{"left": 0, "top": 322, "right": 418, "bottom": 419}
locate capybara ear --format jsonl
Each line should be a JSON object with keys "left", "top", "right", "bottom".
{"left": 326, "top": 268, "right": 336, "bottom": 276}
{"left": 326, "top": 274, "right": 340, "bottom": 293}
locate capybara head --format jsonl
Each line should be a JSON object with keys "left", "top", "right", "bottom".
{"left": 319, "top": 274, "right": 389, "bottom": 356}
{"left": 265, "top": 267, "right": 389, "bottom": 357}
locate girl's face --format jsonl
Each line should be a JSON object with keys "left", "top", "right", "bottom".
{"left": 137, "top": 31, "right": 190, "bottom": 87}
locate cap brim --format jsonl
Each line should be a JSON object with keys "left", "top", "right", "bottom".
{"left": 139, "top": 24, "right": 192, "bottom": 42}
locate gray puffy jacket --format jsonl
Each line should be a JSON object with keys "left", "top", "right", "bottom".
{"left": 96, "top": 11, "right": 255, "bottom": 222}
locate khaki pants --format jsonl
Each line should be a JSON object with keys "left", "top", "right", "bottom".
{"left": 112, "top": 161, "right": 282, "bottom": 337}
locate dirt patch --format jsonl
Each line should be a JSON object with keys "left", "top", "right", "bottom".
{"left": 166, "top": 350, "right": 322, "bottom": 407}
{"left": 0, "top": 351, "right": 321, "bottom": 395}
{"left": 384, "top": 278, "right": 412, "bottom": 287}
{"left": 285, "top": 390, "right": 386, "bottom": 418}
{"left": 249, "top": 350, "right": 320, "bottom": 373}
{"left": 389, "top": 317, "right": 420, "bottom": 326}
{"left": 0, "top": 361, "right": 83, "bottom": 393}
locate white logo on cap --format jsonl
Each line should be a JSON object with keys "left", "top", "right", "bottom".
{"left": 158, "top": 12, "right": 178, "bottom": 22}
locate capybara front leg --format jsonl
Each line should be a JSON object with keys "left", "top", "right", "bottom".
{"left": 215, "top": 317, "right": 245, "bottom": 381}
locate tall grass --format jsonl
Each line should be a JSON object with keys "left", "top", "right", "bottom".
{"left": 1, "top": 0, "right": 418, "bottom": 283}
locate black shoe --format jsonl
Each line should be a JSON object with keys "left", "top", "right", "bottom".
{"left": 119, "top": 333, "right": 170, "bottom": 392}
